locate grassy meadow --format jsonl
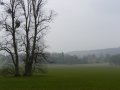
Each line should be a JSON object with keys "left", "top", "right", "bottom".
{"left": 0, "top": 64, "right": 120, "bottom": 90}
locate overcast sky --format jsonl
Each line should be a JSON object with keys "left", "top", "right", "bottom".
{"left": 45, "top": 0, "right": 120, "bottom": 52}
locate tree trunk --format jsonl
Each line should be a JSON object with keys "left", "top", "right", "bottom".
{"left": 24, "top": 62, "right": 32, "bottom": 76}
{"left": 14, "top": 64, "right": 20, "bottom": 77}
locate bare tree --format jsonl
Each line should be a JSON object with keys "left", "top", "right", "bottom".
{"left": 0, "top": 0, "right": 54, "bottom": 76}
{"left": 20, "top": 0, "right": 54, "bottom": 76}
{"left": 0, "top": 0, "right": 21, "bottom": 76}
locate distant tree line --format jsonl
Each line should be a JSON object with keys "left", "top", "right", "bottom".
{"left": 47, "top": 53, "right": 120, "bottom": 65}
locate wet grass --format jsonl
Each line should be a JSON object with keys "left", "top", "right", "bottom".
{"left": 0, "top": 64, "right": 120, "bottom": 90}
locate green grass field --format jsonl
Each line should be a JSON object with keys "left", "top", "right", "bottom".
{"left": 0, "top": 64, "right": 120, "bottom": 90}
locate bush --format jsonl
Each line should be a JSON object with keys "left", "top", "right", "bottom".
{"left": 0, "top": 65, "right": 15, "bottom": 76}
{"left": 32, "top": 64, "right": 48, "bottom": 74}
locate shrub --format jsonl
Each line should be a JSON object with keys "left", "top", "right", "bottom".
{"left": 0, "top": 65, "right": 15, "bottom": 76}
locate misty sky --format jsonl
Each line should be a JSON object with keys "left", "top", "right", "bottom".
{"left": 3, "top": 0, "right": 120, "bottom": 53}
{"left": 45, "top": 0, "right": 120, "bottom": 52}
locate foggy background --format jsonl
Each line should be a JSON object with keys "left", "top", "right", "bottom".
{"left": 46, "top": 0, "right": 120, "bottom": 53}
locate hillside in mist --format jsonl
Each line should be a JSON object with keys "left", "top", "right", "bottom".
{"left": 68, "top": 47, "right": 120, "bottom": 58}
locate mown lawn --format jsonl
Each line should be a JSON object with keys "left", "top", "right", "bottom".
{"left": 0, "top": 64, "right": 120, "bottom": 90}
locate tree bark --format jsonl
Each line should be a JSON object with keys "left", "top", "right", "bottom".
{"left": 14, "top": 64, "right": 20, "bottom": 77}
{"left": 24, "top": 62, "right": 32, "bottom": 76}
{"left": 11, "top": 2, "right": 20, "bottom": 76}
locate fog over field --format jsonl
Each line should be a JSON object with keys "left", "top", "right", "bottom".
{"left": 46, "top": 0, "right": 120, "bottom": 52}
{"left": 0, "top": 1, "right": 120, "bottom": 90}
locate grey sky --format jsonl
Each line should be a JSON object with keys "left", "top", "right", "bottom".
{"left": 2, "top": 0, "right": 120, "bottom": 52}
{"left": 45, "top": 0, "right": 120, "bottom": 52}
